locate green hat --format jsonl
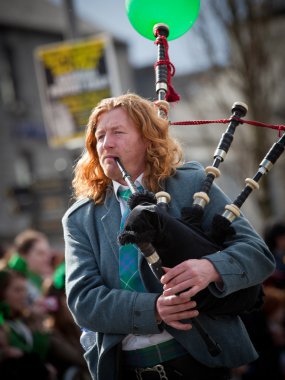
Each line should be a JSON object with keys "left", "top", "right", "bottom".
{"left": 7, "top": 253, "right": 28, "bottom": 275}
{"left": 8, "top": 253, "right": 42, "bottom": 290}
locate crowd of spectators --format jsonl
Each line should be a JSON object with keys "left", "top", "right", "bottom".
{"left": 0, "top": 229, "right": 91, "bottom": 380}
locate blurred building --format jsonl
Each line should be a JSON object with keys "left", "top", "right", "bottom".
{"left": 0, "top": 0, "right": 136, "bottom": 248}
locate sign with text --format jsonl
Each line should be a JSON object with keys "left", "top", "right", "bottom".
{"left": 35, "top": 34, "right": 121, "bottom": 148}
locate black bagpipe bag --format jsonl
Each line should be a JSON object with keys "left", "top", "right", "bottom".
{"left": 118, "top": 202, "right": 264, "bottom": 316}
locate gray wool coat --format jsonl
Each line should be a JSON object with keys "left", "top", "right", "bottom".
{"left": 62, "top": 161, "right": 275, "bottom": 380}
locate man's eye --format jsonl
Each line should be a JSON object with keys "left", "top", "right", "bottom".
{"left": 96, "top": 135, "right": 104, "bottom": 141}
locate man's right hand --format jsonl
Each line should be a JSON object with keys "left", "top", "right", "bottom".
{"left": 156, "top": 293, "right": 199, "bottom": 330}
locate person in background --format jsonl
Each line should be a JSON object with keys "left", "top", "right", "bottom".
{"left": 62, "top": 93, "right": 275, "bottom": 380}
{"left": 238, "top": 285, "right": 285, "bottom": 380}
{"left": 44, "top": 261, "right": 91, "bottom": 380}
{"left": 7, "top": 229, "right": 53, "bottom": 304}
{"left": 0, "top": 268, "right": 56, "bottom": 380}
{"left": 264, "top": 222, "right": 285, "bottom": 289}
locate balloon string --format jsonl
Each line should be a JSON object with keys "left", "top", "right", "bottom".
{"left": 170, "top": 117, "right": 285, "bottom": 136}
{"left": 154, "top": 33, "right": 180, "bottom": 102}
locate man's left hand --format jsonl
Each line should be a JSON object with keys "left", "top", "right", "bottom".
{"left": 161, "top": 259, "right": 222, "bottom": 299}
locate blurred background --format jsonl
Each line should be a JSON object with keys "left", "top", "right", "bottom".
{"left": 0, "top": 0, "right": 285, "bottom": 250}
{"left": 1, "top": 1, "right": 285, "bottom": 379}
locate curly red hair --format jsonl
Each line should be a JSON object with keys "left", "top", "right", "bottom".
{"left": 72, "top": 93, "right": 183, "bottom": 203}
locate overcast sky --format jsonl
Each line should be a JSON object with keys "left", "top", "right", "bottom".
{"left": 50, "top": 0, "right": 228, "bottom": 75}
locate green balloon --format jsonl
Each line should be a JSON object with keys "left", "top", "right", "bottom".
{"left": 125, "top": 0, "right": 200, "bottom": 41}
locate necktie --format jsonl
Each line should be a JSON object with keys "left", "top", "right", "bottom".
{"left": 118, "top": 187, "right": 146, "bottom": 292}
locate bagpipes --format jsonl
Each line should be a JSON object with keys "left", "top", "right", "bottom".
{"left": 117, "top": 22, "right": 277, "bottom": 315}
{"left": 117, "top": 113, "right": 285, "bottom": 313}
{"left": 116, "top": 12, "right": 285, "bottom": 355}
{"left": 116, "top": 110, "right": 285, "bottom": 357}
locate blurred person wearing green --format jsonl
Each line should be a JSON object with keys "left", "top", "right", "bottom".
{"left": 7, "top": 229, "right": 53, "bottom": 304}
{"left": 45, "top": 261, "right": 91, "bottom": 380}
{"left": 0, "top": 269, "right": 55, "bottom": 379}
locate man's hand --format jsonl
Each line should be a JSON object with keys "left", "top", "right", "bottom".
{"left": 161, "top": 259, "right": 222, "bottom": 299}
{"left": 156, "top": 293, "right": 198, "bottom": 330}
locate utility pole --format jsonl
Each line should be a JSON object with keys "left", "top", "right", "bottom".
{"left": 62, "top": 0, "right": 78, "bottom": 39}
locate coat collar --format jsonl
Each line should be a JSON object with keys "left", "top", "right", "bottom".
{"left": 100, "top": 185, "right": 121, "bottom": 261}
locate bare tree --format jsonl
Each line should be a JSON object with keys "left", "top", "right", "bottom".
{"left": 195, "top": 0, "right": 285, "bottom": 218}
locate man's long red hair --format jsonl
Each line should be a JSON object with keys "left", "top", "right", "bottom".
{"left": 72, "top": 93, "right": 183, "bottom": 204}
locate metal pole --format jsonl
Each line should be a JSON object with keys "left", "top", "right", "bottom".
{"left": 62, "top": 0, "right": 78, "bottom": 39}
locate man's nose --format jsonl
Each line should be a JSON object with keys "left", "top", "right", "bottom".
{"left": 103, "top": 133, "right": 114, "bottom": 148}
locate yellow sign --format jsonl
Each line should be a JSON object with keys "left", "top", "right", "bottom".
{"left": 35, "top": 35, "right": 120, "bottom": 148}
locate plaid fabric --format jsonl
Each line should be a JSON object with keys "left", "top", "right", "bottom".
{"left": 118, "top": 188, "right": 133, "bottom": 202}
{"left": 123, "top": 339, "right": 188, "bottom": 368}
{"left": 118, "top": 186, "right": 146, "bottom": 292}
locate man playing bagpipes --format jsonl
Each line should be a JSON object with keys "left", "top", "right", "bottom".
{"left": 62, "top": 93, "right": 275, "bottom": 380}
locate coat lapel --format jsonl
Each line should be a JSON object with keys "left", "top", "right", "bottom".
{"left": 101, "top": 187, "right": 121, "bottom": 261}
